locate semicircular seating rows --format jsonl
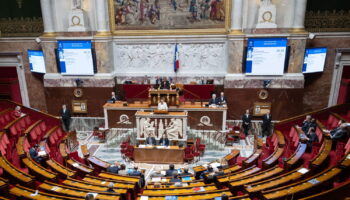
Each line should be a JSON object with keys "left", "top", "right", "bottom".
{"left": 0, "top": 99, "right": 349, "bottom": 200}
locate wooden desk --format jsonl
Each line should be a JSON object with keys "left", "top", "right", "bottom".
{"left": 67, "top": 159, "right": 93, "bottom": 174}
{"left": 223, "top": 165, "right": 242, "bottom": 174}
{"left": 218, "top": 166, "right": 261, "bottom": 183}
{"left": 88, "top": 156, "right": 111, "bottom": 170}
{"left": 104, "top": 103, "right": 227, "bottom": 131}
{"left": 310, "top": 137, "right": 332, "bottom": 169}
{"left": 262, "top": 147, "right": 284, "bottom": 169}
{"left": 82, "top": 175, "right": 137, "bottom": 189}
{"left": 138, "top": 189, "right": 232, "bottom": 200}
{"left": 275, "top": 131, "right": 286, "bottom": 147}
{"left": 142, "top": 185, "right": 218, "bottom": 196}
{"left": 229, "top": 166, "right": 283, "bottom": 189}
{"left": 22, "top": 157, "right": 57, "bottom": 180}
{"left": 284, "top": 143, "right": 307, "bottom": 170}
{"left": 245, "top": 167, "right": 309, "bottom": 193}
{"left": 262, "top": 167, "right": 342, "bottom": 199}
{"left": 134, "top": 146, "right": 184, "bottom": 164}
{"left": 0, "top": 156, "right": 34, "bottom": 185}
{"left": 148, "top": 89, "right": 179, "bottom": 106}
{"left": 10, "top": 184, "right": 81, "bottom": 200}
{"left": 98, "top": 172, "right": 140, "bottom": 184}
{"left": 224, "top": 149, "right": 240, "bottom": 166}
{"left": 39, "top": 181, "right": 122, "bottom": 200}
{"left": 46, "top": 159, "right": 76, "bottom": 177}
{"left": 243, "top": 149, "right": 262, "bottom": 168}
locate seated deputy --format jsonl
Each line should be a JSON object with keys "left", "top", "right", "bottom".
{"left": 166, "top": 164, "right": 176, "bottom": 177}
{"left": 170, "top": 171, "right": 181, "bottom": 183}
{"left": 145, "top": 134, "right": 156, "bottom": 145}
{"left": 159, "top": 134, "right": 170, "bottom": 146}
{"left": 128, "top": 166, "right": 142, "bottom": 177}
{"left": 106, "top": 161, "right": 120, "bottom": 174}
{"left": 29, "top": 144, "right": 44, "bottom": 164}
{"left": 180, "top": 166, "right": 192, "bottom": 176}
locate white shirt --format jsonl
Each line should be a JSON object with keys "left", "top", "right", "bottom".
{"left": 158, "top": 102, "right": 168, "bottom": 110}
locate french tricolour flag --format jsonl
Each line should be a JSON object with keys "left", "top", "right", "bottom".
{"left": 174, "top": 43, "right": 180, "bottom": 73}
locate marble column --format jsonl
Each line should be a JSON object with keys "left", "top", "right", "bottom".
{"left": 292, "top": 0, "right": 307, "bottom": 31}
{"left": 40, "top": 0, "right": 55, "bottom": 34}
{"left": 231, "top": 0, "right": 243, "bottom": 33}
{"left": 95, "top": 0, "right": 110, "bottom": 34}
{"left": 227, "top": 37, "right": 244, "bottom": 73}
{"left": 287, "top": 38, "right": 307, "bottom": 73}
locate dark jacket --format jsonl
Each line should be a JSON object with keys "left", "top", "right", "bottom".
{"left": 29, "top": 147, "right": 40, "bottom": 163}
{"left": 60, "top": 108, "right": 71, "bottom": 120}
{"left": 217, "top": 96, "right": 227, "bottom": 105}
{"left": 160, "top": 81, "right": 170, "bottom": 89}
{"left": 159, "top": 138, "right": 170, "bottom": 146}
{"left": 107, "top": 165, "right": 119, "bottom": 174}
{"left": 166, "top": 169, "right": 176, "bottom": 177}
{"left": 208, "top": 98, "right": 218, "bottom": 105}
{"left": 262, "top": 114, "right": 272, "bottom": 128}
{"left": 331, "top": 128, "right": 347, "bottom": 140}
{"left": 242, "top": 114, "right": 251, "bottom": 125}
{"left": 146, "top": 137, "right": 156, "bottom": 145}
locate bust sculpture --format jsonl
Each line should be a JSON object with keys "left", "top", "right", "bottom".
{"left": 72, "top": 0, "right": 82, "bottom": 9}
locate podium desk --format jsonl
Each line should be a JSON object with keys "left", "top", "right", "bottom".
{"left": 134, "top": 146, "right": 184, "bottom": 164}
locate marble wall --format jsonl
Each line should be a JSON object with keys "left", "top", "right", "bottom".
{"left": 0, "top": 39, "right": 48, "bottom": 112}
{"left": 113, "top": 42, "right": 227, "bottom": 77}
{"left": 303, "top": 36, "right": 350, "bottom": 113}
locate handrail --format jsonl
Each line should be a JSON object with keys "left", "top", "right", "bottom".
{"left": 182, "top": 88, "right": 201, "bottom": 99}
{"left": 0, "top": 99, "right": 60, "bottom": 120}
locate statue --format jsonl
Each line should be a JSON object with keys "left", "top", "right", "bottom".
{"left": 72, "top": 0, "right": 82, "bottom": 9}
{"left": 165, "top": 118, "right": 182, "bottom": 140}
{"left": 158, "top": 119, "right": 164, "bottom": 139}
{"left": 143, "top": 118, "right": 155, "bottom": 138}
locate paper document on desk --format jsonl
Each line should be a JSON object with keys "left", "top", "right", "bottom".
{"left": 152, "top": 177, "right": 161, "bottom": 182}
{"left": 72, "top": 163, "right": 79, "bottom": 167}
{"left": 38, "top": 151, "right": 47, "bottom": 156}
{"left": 308, "top": 179, "right": 320, "bottom": 185}
{"left": 139, "top": 145, "right": 146, "bottom": 148}
{"left": 165, "top": 196, "right": 178, "bottom": 200}
{"left": 160, "top": 171, "right": 166, "bottom": 176}
{"left": 157, "top": 146, "right": 165, "bottom": 149}
{"left": 140, "top": 196, "right": 149, "bottom": 200}
{"left": 297, "top": 168, "right": 309, "bottom": 174}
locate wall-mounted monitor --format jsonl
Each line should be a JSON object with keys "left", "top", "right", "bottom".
{"left": 28, "top": 50, "right": 46, "bottom": 73}
{"left": 245, "top": 38, "right": 288, "bottom": 75}
{"left": 57, "top": 40, "right": 95, "bottom": 75}
{"left": 302, "top": 47, "right": 327, "bottom": 73}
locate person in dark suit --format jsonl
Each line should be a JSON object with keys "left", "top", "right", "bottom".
{"left": 60, "top": 104, "right": 71, "bottom": 131}
{"left": 155, "top": 77, "right": 162, "bottom": 89}
{"left": 106, "top": 161, "right": 120, "bottom": 174}
{"left": 261, "top": 110, "right": 272, "bottom": 137}
{"left": 330, "top": 123, "right": 348, "bottom": 141}
{"left": 159, "top": 134, "right": 170, "bottom": 146}
{"left": 145, "top": 134, "right": 156, "bottom": 145}
{"left": 169, "top": 171, "right": 181, "bottom": 183}
{"left": 160, "top": 78, "right": 170, "bottom": 89}
{"left": 166, "top": 164, "right": 176, "bottom": 177}
{"left": 128, "top": 166, "right": 142, "bottom": 176}
{"left": 208, "top": 93, "right": 218, "bottom": 106}
{"left": 301, "top": 115, "right": 312, "bottom": 134}
{"left": 217, "top": 92, "right": 228, "bottom": 107}
{"left": 29, "top": 144, "right": 44, "bottom": 164}
{"left": 242, "top": 109, "right": 252, "bottom": 136}
{"left": 306, "top": 127, "right": 319, "bottom": 152}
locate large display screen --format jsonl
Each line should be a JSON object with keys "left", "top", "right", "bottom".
{"left": 302, "top": 47, "right": 327, "bottom": 73}
{"left": 28, "top": 50, "right": 46, "bottom": 73}
{"left": 57, "top": 40, "right": 94, "bottom": 75}
{"left": 246, "top": 38, "right": 288, "bottom": 75}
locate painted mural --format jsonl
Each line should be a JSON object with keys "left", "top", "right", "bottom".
{"left": 113, "top": 0, "right": 226, "bottom": 30}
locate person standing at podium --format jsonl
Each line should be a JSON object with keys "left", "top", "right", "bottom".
{"left": 160, "top": 77, "right": 170, "bottom": 89}
{"left": 158, "top": 98, "right": 168, "bottom": 111}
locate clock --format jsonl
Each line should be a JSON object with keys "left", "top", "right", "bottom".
{"left": 258, "top": 89, "right": 269, "bottom": 100}
{"left": 262, "top": 11, "right": 272, "bottom": 22}
{"left": 73, "top": 88, "right": 83, "bottom": 98}
{"left": 71, "top": 15, "right": 81, "bottom": 26}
